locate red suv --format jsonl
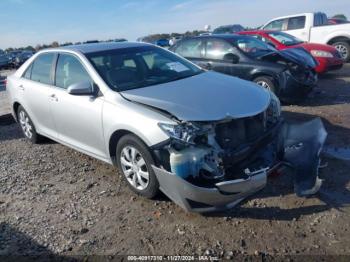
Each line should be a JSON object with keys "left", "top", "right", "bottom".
{"left": 238, "top": 30, "right": 343, "bottom": 74}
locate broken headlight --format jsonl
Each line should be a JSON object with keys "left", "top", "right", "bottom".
{"left": 158, "top": 122, "right": 201, "bottom": 144}
{"left": 266, "top": 91, "right": 281, "bottom": 124}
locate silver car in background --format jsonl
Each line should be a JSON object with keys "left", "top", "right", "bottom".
{"left": 7, "top": 42, "right": 326, "bottom": 212}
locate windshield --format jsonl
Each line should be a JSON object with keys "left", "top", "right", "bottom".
{"left": 267, "top": 31, "right": 303, "bottom": 46}
{"left": 232, "top": 36, "right": 275, "bottom": 58}
{"left": 87, "top": 46, "right": 202, "bottom": 91}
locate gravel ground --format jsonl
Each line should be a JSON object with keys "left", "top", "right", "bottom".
{"left": 0, "top": 66, "right": 350, "bottom": 260}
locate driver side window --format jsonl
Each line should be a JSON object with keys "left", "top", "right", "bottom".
{"left": 55, "top": 54, "right": 92, "bottom": 89}
{"left": 205, "top": 39, "right": 235, "bottom": 60}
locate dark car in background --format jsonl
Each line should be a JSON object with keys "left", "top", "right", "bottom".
{"left": 14, "top": 51, "right": 34, "bottom": 67}
{"left": 7, "top": 50, "right": 22, "bottom": 68}
{"left": 155, "top": 38, "right": 170, "bottom": 47}
{"left": 169, "top": 35, "right": 318, "bottom": 103}
{"left": 113, "top": 38, "right": 127, "bottom": 42}
{"left": 212, "top": 24, "right": 245, "bottom": 34}
{"left": 0, "top": 49, "right": 10, "bottom": 69}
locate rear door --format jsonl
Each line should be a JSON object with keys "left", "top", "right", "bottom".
{"left": 18, "top": 53, "right": 57, "bottom": 137}
{"left": 49, "top": 53, "right": 106, "bottom": 158}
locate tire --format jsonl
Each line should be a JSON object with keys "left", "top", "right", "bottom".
{"left": 17, "top": 105, "right": 41, "bottom": 144}
{"left": 332, "top": 41, "right": 350, "bottom": 62}
{"left": 253, "top": 76, "right": 276, "bottom": 93}
{"left": 116, "top": 134, "right": 160, "bottom": 198}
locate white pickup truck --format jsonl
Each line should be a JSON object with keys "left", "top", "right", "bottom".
{"left": 262, "top": 12, "right": 350, "bottom": 61}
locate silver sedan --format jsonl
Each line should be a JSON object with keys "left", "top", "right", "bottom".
{"left": 7, "top": 42, "right": 326, "bottom": 212}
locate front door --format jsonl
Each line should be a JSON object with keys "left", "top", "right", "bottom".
{"left": 49, "top": 53, "right": 106, "bottom": 158}
{"left": 203, "top": 38, "right": 244, "bottom": 78}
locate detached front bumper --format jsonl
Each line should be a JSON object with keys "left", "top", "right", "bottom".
{"left": 152, "top": 118, "right": 327, "bottom": 213}
{"left": 153, "top": 165, "right": 267, "bottom": 213}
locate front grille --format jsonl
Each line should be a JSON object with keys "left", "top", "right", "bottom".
{"left": 215, "top": 112, "right": 267, "bottom": 150}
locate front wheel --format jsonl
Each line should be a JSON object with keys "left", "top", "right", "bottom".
{"left": 116, "top": 134, "right": 160, "bottom": 199}
{"left": 332, "top": 41, "right": 350, "bottom": 62}
{"left": 253, "top": 76, "right": 276, "bottom": 93}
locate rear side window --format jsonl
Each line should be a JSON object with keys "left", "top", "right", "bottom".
{"left": 55, "top": 54, "right": 92, "bottom": 89}
{"left": 205, "top": 39, "right": 234, "bottom": 60}
{"left": 174, "top": 39, "right": 203, "bottom": 58}
{"left": 287, "top": 16, "right": 306, "bottom": 30}
{"left": 264, "top": 19, "right": 285, "bottom": 30}
{"left": 31, "top": 53, "right": 55, "bottom": 85}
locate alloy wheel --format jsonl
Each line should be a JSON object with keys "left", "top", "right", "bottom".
{"left": 335, "top": 44, "right": 348, "bottom": 60}
{"left": 120, "top": 146, "right": 150, "bottom": 190}
{"left": 19, "top": 110, "right": 33, "bottom": 139}
{"left": 256, "top": 80, "right": 271, "bottom": 90}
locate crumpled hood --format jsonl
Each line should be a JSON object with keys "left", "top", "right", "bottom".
{"left": 261, "top": 47, "right": 318, "bottom": 69}
{"left": 121, "top": 71, "right": 271, "bottom": 121}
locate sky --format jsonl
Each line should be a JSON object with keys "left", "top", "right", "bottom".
{"left": 0, "top": 0, "right": 349, "bottom": 49}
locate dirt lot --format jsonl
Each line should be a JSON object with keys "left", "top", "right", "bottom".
{"left": 0, "top": 65, "right": 349, "bottom": 260}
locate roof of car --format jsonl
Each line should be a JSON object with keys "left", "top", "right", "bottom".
{"left": 56, "top": 41, "right": 150, "bottom": 54}
{"left": 239, "top": 30, "right": 274, "bottom": 34}
{"left": 188, "top": 34, "right": 248, "bottom": 40}
{"left": 215, "top": 24, "right": 243, "bottom": 28}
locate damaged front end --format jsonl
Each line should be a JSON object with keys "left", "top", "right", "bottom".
{"left": 151, "top": 97, "right": 327, "bottom": 213}
{"left": 260, "top": 48, "right": 318, "bottom": 101}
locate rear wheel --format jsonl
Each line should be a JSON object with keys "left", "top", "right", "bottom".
{"left": 253, "top": 76, "right": 276, "bottom": 93}
{"left": 332, "top": 41, "right": 350, "bottom": 62}
{"left": 17, "top": 105, "right": 42, "bottom": 143}
{"left": 116, "top": 134, "right": 160, "bottom": 198}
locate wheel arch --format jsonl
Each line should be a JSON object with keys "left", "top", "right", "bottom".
{"left": 327, "top": 36, "right": 350, "bottom": 45}
{"left": 13, "top": 101, "right": 21, "bottom": 121}
{"left": 251, "top": 71, "right": 275, "bottom": 81}
{"left": 108, "top": 129, "right": 158, "bottom": 166}
{"left": 251, "top": 72, "right": 279, "bottom": 87}
{"left": 108, "top": 129, "right": 133, "bottom": 165}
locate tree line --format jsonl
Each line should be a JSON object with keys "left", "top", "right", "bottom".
{"left": 3, "top": 14, "right": 348, "bottom": 52}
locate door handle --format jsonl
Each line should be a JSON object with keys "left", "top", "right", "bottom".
{"left": 50, "top": 94, "right": 58, "bottom": 102}
{"left": 18, "top": 85, "right": 25, "bottom": 91}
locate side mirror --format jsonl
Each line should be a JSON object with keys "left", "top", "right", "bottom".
{"left": 223, "top": 53, "right": 240, "bottom": 64}
{"left": 67, "top": 81, "right": 95, "bottom": 96}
